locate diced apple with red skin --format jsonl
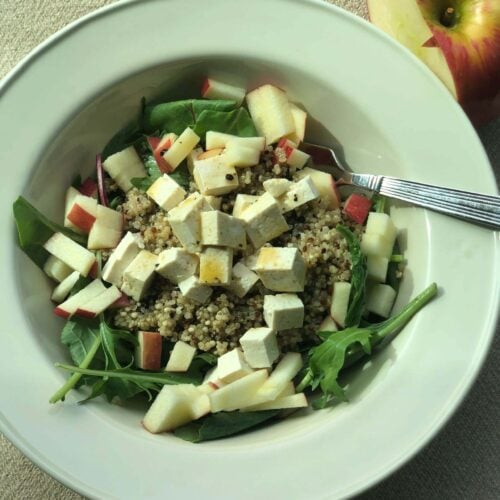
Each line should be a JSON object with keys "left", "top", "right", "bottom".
{"left": 150, "top": 133, "right": 178, "bottom": 173}
{"left": 78, "top": 178, "right": 98, "bottom": 198}
{"left": 44, "top": 232, "right": 96, "bottom": 277}
{"left": 343, "top": 193, "right": 372, "bottom": 224}
{"left": 143, "top": 384, "right": 210, "bottom": 433}
{"left": 246, "top": 84, "right": 295, "bottom": 144}
{"left": 330, "top": 281, "right": 351, "bottom": 328}
{"left": 285, "top": 103, "right": 307, "bottom": 145}
{"left": 108, "top": 292, "right": 131, "bottom": 309}
{"left": 51, "top": 271, "right": 80, "bottom": 303}
{"left": 75, "top": 285, "right": 122, "bottom": 318}
{"left": 161, "top": 128, "right": 200, "bottom": 172}
{"left": 319, "top": 315, "right": 338, "bottom": 333}
{"left": 64, "top": 187, "right": 83, "bottom": 233}
{"left": 53, "top": 279, "right": 106, "bottom": 318}
{"left": 88, "top": 205, "right": 123, "bottom": 250}
{"left": 274, "top": 138, "right": 310, "bottom": 168}
{"left": 135, "top": 331, "right": 163, "bottom": 371}
{"left": 299, "top": 167, "right": 341, "bottom": 209}
{"left": 201, "top": 78, "right": 246, "bottom": 105}
{"left": 66, "top": 194, "right": 98, "bottom": 233}
{"left": 43, "top": 255, "right": 73, "bottom": 282}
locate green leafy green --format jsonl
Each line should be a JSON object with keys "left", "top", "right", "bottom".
{"left": 297, "top": 283, "right": 438, "bottom": 408}
{"left": 142, "top": 99, "right": 238, "bottom": 135}
{"left": 372, "top": 194, "right": 387, "bottom": 214}
{"left": 13, "top": 196, "right": 87, "bottom": 269}
{"left": 336, "top": 225, "right": 367, "bottom": 328}
{"left": 193, "top": 108, "right": 257, "bottom": 138}
{"left": 61, "top": 317, "right": 101, "bottom": 366}
{"left": 101, "top": 122, "right": 143, "bottom": 161}
{"left": 168, "top": 163, "right": 191, "bottom": 190}
{"left": 174, "top": 410, "right": 281, "bottom": 443}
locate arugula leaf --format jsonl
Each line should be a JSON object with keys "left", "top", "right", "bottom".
{"left": 61, "top": 317, "right": 101, "bottom": 366}
{"left": 193, "top": 108, "right": 257, "bottom": 138}
{"left": 297, "top": 283, "right": 438, "bottom": 408}
{"left": 13, "top": 197, "right": 87, "bottom": 269}
{"left": 142, "top": 99, "right": 237, "bottom": 135}
{"left": 336, "top": 225, "right": 367, "bottom": 328}
{"left": 174, "top": 410, "right": 281, "bottom": 443}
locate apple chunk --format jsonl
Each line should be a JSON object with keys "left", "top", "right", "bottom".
{"left": 165, "top": 341, "right": 196, "bottom": 372}
{"left": 330, "top": 281, "right": 351, "bottom": 328}
{"left": 242, "top": 393, "right": 308, "bottom": 412}
{"left": 201, "top": 78, "right": 246, "bottom": 105}
{"left": 298, "top": 167, "right": 341, "bottom": 209}
{"left": 75, "top": 285, "right": 122, "bottom": 318}
{"left": 66, "top": 194, "right": 98, "bottom": 233}
{"left": 53, "top": 279, "right": 106, "bottom": 318}
{"left": 51, "top": 271, "right": 80, "bottom": 303}
{"left": 343, "top": 193, "right": 372, "bottom": 225}
{"left": 136, "top": 331, "right": 163, "bottom": 371}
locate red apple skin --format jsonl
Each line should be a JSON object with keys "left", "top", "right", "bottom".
{"left": 109, "top": 292, "right": 131, "bottom": 309}
{"left": 418, "top": 0, "right": 500, "bottom": 109}
{"left": 54, "top": 306, "right": 71, "bottom": 319}
{"left": 75, "top": 308, "right": 96, "bottom": 319}
{"left": 78, "top": 178, "right": 98, "bottom": 198}
{"left": 343, "top": 193, "right": 373, "bottom": 224}
{"left": 147, "top": 136, "right": 161, "bottom": 151}
{"left": 137, "top": 331, "right": 163, "bottom": 371}
{"left": 67, "top": 204, "right": 96, "bottom": 233}
{"left": 201, "top": 77, "right": 211, "bottom": 97}
{"left": 89, "top": 261, "right": 98, "bottom": 279}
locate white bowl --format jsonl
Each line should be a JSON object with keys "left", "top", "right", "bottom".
{"left": 0, "top": 0, "right": 498, "bottom": 498}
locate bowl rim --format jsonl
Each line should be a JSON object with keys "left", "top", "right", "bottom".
{"left": 1, "top": 1, "right": 498, "bottom": 499}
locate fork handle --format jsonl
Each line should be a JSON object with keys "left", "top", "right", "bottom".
{"left": 352, "top": 174, "right": 500, "bottom": 230}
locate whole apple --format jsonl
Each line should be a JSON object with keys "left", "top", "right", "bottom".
{"left": 368, "top": 0, "right": 500, "bottom": 124}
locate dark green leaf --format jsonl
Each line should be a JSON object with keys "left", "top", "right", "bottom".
{"left": 61, "top": 317, "right": 101, "bottom": 366}
{"left": 195, "top": 352, "right": 218, "bottom": 366}
{"left": 336, "top": 225, "right": 367, "bottom": 328}
{"left": 168, "top": 163, "right": 191, "bottom": 190}
{"left": 193, "top": 108, "right": 257, "bottom": 138}
{"left": 101, "top": 122, "right": 143, "bottom": 161}
{"left": 174, "top": 410, "right": 280, "bottom": 443}
{"left": 13, "top": 197, "right": 87, "bottom": 268}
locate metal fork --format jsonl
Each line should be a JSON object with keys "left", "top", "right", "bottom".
{"left": 301, "top": 142, "right": 500, "bottom": 230}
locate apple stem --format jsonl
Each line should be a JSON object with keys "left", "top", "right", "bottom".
{"left": 440, "top": 6, "right": 456, "bottom": 27}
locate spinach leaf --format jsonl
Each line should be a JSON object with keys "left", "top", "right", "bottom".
{"left": 101, "top": 122, "right": 143, "bottom": 161}
{"left": 297, "top": 283, "right": 438, "bottom": 408}
{"left": 13, "top": 196, "right": 87, "bottom": 269}
{"left": 142, "top": 99, "right": 237, "bottom": 135}
{"left": 168, "top": 163, "right": 191, "bottom": 190}
{"left": 336, "top": 225, "right": 367, "bottom": 328}
{"left": 193, "top": 108, "right": 257, "bottom": 138}
{"left": 174, "top": 410, "right": 281, "bottom": 443}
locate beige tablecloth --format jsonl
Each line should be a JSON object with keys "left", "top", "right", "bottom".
{"left": 1, "top": 1, "right": 499, "bottom": 499}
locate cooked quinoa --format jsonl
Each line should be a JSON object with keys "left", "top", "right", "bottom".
{"left": 112, "top": 147, "right": 362, "bottom": 356}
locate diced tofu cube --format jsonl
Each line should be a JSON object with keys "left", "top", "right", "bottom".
{"left": 43, "top": 255, "right": 73, "bottom": 282}
{"left": 240, "top": 192, "right": 289, "bottom": 248}
{"left": 102, "top": 231, "right": 142, "bottom": 287}
{"left": 168, "top": 193, "right": 214, "bottom": 253}
{"left": 204, "top": 195, "right": 221, "bottom": 210}
{"left": 232, "top": 194, "right": 259, "bottom": 219}
{"left": 165, "top": 341, "right": 197, "bottom": 372}
{"left": 199, "top": 247, "right": 233, "bottom": 286}
{"left": 263, "top": 178, "right": 292, "bottom": 198}
{"left": 102, "top": 146, "right": 146, "bottom": 192}
{"left": 360, "top": 233, "right": 394, "bottom": 259}
{"left": 206, "top": 131, "right": 265, "bottom": 151}
{"left": 263, "top": 293, "right": 304, "bottom": 331}
{"left": 121, "top": 250, "right": 158, "bottom": 301}
{"left": 366, "top": 284, "right": 397, "bottom": 318}
{"left": 256, "top": 247, "right": 306, "bottom": 292}
{"left": 224, "top": 262, "right": 259, "bottom": 298}
{"left": 178, "top": 275, "right": 213, "bottom": 303}
{"left": 162, "top": 127, "right": 200, "bottom": 171}
{"left": 217, "top": 348, "right": 253, "bottom": 384}
{"left": 278, "top": 176, "right": 319, "bottom": 213}
{"left": 240, "top": 327, "right": 280, "bottom": 369}
{"left": 200, "top": 211, "right": 246, "bottom": 250}
{"left": 367, "top": 255, "right": 389, "bottom": 282}
{"left": 155, "top": 248, "right": 198, "bottom": 284}
{"left": 43, "top": 232, "right": 96, "bottom": 277}
{"left": 193, "top": 156, "right": 239, "bottom": 196}
{"left": 223, "top": 142, "right": 260, "bottom": 168}
{"left": 187, "top": 146, "right": 204, "bottom": 174}
{"left": 146, "top": 174, "right": 186, "bottom": 211}
{"left": 243, "top": 250, "right": 261, "bottom": 271}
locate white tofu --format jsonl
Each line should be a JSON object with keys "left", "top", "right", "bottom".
{"left": 165, "top": 341, "right": 197, "bottom": 372}
{"left": 367, "top": 255, "right": 389, "bottom": 282}
{"left": 206, "top": 131, "right": 265, "bottom": 151}
{"left": 278, "top": 176, "right": 320, "bottom": 213}
{"left": 102, "top": 146, "right": 146, "bottom": 192}
{"left": 224, "top": 262, "right": 259, "bottom": 298}
{"left": 199, "top": 247, "right": 233, "bottom": 286}
{"left": 193, "top": 156, "right": 239, "bottom": 196}
{"left": 178, "top": 275, "right": 213, "bottom": 304}
{"left": 240, "top": 327, "right": 280, "bottom": 369}
{"left": 155, "top": 248, "right": 198, "bottom": 284}
{"left": 146, "top": 174, "right": 186, "bottom": 211}
{"left": 239, "top": 192, "right": 289, "bottom": 248}
{"left": 43, "top": 255, "right": 73, "bottom": 282}
{"left": 243, "top": 250, "right": 261, "bottom": 271}
{"left": 200, "top": 211, "right": 246, "bottom": 249}
{"left": 43, "top": 232, "right": 96, "bottom": 277}
{"left": 232, "top": 194, "right": 259, "bottom": 219}
{"left": 187, "top": 146, "right": 204, "bottom": 174}
{"left": 256, "top": 247, "right": 306, "bottom": 292}
{"left": 102, "top": 231, "right": 142, "bottom": 287}
{"left": 217, "top": 348, "right": 253, "bottom": 384}
{"left": 121, "top": 250, "right": 158, "bottom": 301}
{"left": 263, "top": 293, "right": 304, "bottom": 331}
{"left": 204, "top": 195, "right": 221, "bottom": 210}
{"left": 263, "top": 178, "right": 292, "bottom": 198}
{"left": 162, "top": 127, "right": 200, "bottom": 171}
{"left": 167, "top": 193, "right": 214, "bottom": 253}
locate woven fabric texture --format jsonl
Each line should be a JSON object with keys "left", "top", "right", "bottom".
{"left": 0, "top": 1, "right": 498, "bottom": 499}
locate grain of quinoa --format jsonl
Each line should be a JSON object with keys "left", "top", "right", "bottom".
{"left": 113, "top": 151, "right": 362, "bottom": 355}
